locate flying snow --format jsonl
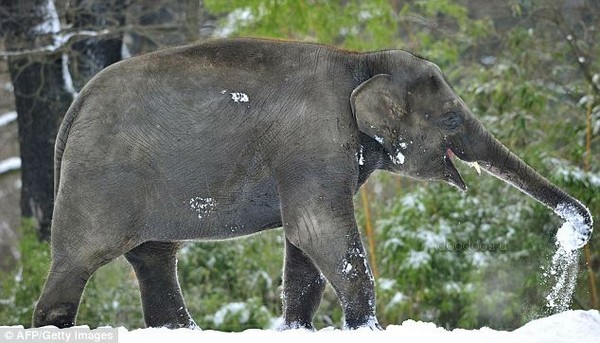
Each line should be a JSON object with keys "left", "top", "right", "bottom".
{"left": 543, "top": 202, "right": 593, "bottom": 313}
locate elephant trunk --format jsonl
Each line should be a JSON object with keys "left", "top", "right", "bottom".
{"left": 464, "top": 124, "right": 593, "bottom": 250}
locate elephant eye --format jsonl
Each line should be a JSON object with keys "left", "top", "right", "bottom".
{"left": 440, "top": 111, "right": 463, "bottom": 130}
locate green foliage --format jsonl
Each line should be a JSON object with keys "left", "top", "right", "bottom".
{"left": 177, "top": 231, "right": 284, "bottom": 331}
{"left": 397, "top": 0, "right": 494, "bottom": 68}
{"left": 77, "top": 259, "right": 144, "bottom": 328}
{"left": 204, "top": 0, "right": 398, "bottom": 50}
{"left": 0, "top": 218, "right": 49, "bottom": 326}
{"left": 369, "top": 171, "right": 556, "bottom": 329}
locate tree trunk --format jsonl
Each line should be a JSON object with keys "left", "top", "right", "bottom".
{"left": 67, "top": 0, "right": 124, "bottom": 89}
{"left": 2, "top": 0, "right": 124, "bottom": 240}
{"left": 3, "top": 0, "right": 74, "bottom": 240}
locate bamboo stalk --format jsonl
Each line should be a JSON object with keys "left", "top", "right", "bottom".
{"left": 584, "top": 96, "right": 598, "bottom": 309}
{"left": 360, "top": 184, "right": 379, "bottom": 279}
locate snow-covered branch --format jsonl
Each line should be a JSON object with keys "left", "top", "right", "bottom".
{"left": 0, "top": 157, "right": 21, "bottom": 175}
{"left": 0, "top": 112, "right": 17, "bottom": 128}
{"left": 0, "top": 29, "right": 112, "bottom": 58}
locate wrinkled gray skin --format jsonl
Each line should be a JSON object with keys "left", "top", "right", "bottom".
{"left": 34, "top": 38, "right": 593, "bottom": 330}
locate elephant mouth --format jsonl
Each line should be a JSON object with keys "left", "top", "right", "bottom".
{"left": 444, "top": 149, "right": 467, "bottom": 192}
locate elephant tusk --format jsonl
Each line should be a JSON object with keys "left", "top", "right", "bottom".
{"left": 467, "top": 161, "right": 481, "bottom": 175}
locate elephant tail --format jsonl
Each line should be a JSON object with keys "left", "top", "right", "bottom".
{"left": 54, "top": 93, "right": 86, "bottom": 197}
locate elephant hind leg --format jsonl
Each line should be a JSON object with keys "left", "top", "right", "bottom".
{"left": 125, "top": 241, "right": 196, "bottom": 329}
{"left": 33, "top": 243, "right": 124, "bottom": 328}
{"left": 33, "top": 194, "right": 141, "bottom": 328}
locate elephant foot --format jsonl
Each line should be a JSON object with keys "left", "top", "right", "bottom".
{"left": 161, "top": 318, "right": 200, "bottom": 330}
{"left": 33, "top": 302, "right": 78, "bottom": 328}
{"left": 343, "top": 316, "right": 382, "bottom": 331}
{"left": 276, "top": 320, "right": 316, "bottom": 331}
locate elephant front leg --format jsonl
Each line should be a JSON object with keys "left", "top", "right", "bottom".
{"left": 278, "top": 177, "right": 381, "bottom": 330}
{"left": 280, "top": 238, "right": 326, "bottom": 330}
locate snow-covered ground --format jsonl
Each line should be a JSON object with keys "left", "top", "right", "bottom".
{"left": 119, "top": 310, "right": 600, "bottom": 343}
{"left": 4, "top": 309, "right": 597, "bottom": 343}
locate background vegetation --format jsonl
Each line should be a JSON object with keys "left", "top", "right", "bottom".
{"left": 0, "top": 0, "right": 598, "bottom": 332}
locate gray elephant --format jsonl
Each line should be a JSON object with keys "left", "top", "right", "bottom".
{"left": 34, "top": 38, "right": 593, "bottom": 330}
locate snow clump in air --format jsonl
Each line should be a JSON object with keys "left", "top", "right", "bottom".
{"left": 554, "top": 202, "right": 592, "bottom": 251}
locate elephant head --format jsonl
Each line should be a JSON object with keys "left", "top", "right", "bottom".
{"left": 351, "top": 55, "right": 593, "bottom": 250}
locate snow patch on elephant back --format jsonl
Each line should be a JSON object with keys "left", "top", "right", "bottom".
{"left": 189, "top": 197, "right": 216, "bottom": 219}
{"left": 219, "top": 90, "right": 250, "bottom": 103}
{"left": 230, "top": 92, "right": 249, "bottom": 103}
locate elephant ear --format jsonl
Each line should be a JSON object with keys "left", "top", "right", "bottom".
{"left": 350, "top": 74, "right": 406, "bottom": 152}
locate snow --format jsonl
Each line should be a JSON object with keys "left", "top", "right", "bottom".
{"left": 6, "top": 309, "right": 596, "bottom": 343}
{"left": 542, "top": 202, "right": 592, "bottom": 312}
{"left": 121, "top": 38, "right": 132, "bottom": 59}
{"left": 548, "top": 156, "right": 600, "bottom": 188}
{"left": 514, "top": 310, "right": 600, "bottom": 342}
{"left": 342, "top": 261, "right": 353, "bottom": 274}
{"left": 35, "top": 0, "right": 60, "bottom": 35}
{"left": 214, "top": 9, "right": 254, "bottom": 38}
{"left": 386, "top": 292, "right": 406, "bottom": 308}
{"left": 402, "top": 250, "right": 430, "bottom": 269}
{"left": 389, "top": 150, "right": 405, "bottom": 165}
{"left": 189, "top": 197, "right": 216, "bottom": 219}
{"left": 400, "top": 193, "right": 426, "bottom": 212}
{"left": 416, "top": 228, "right": 446, "bottom": 249}
{"left": 544, "top": 247, "right": 579, "bottom": 313}
{"left": 61, "top": 53, "right": 77, "bottom": 98}
{"left": 377, "top": 278, "right": 395, "bottom": 291}
{"left": 0, "top": 111, "right": 17, "bottom": 127}
{"left": 230, "top": 92, "right": 249, "bottom": 103}
{"left": 555, "top": 222, "right": 582, "bottom": 252}
{"left": 1, "top": 0, "right": 110, "bottom": 59}
{"left": 554, "top": 202, "right": 592, "bottom": 251}
{"left": 0, "top": 157, "right": 21, "bottom": 174}
{"left": 32, "top": 0, "right": 77, "bottom": 97}
{"left": 213, "top": 302, "right": 250, "bottom": 326}
{"left": 357, "top": 145, "right": 365, "bottom": 166}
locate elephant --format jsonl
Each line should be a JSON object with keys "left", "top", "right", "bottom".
{"left": 33, "top": 37, "right": 593, "bottom": 330}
